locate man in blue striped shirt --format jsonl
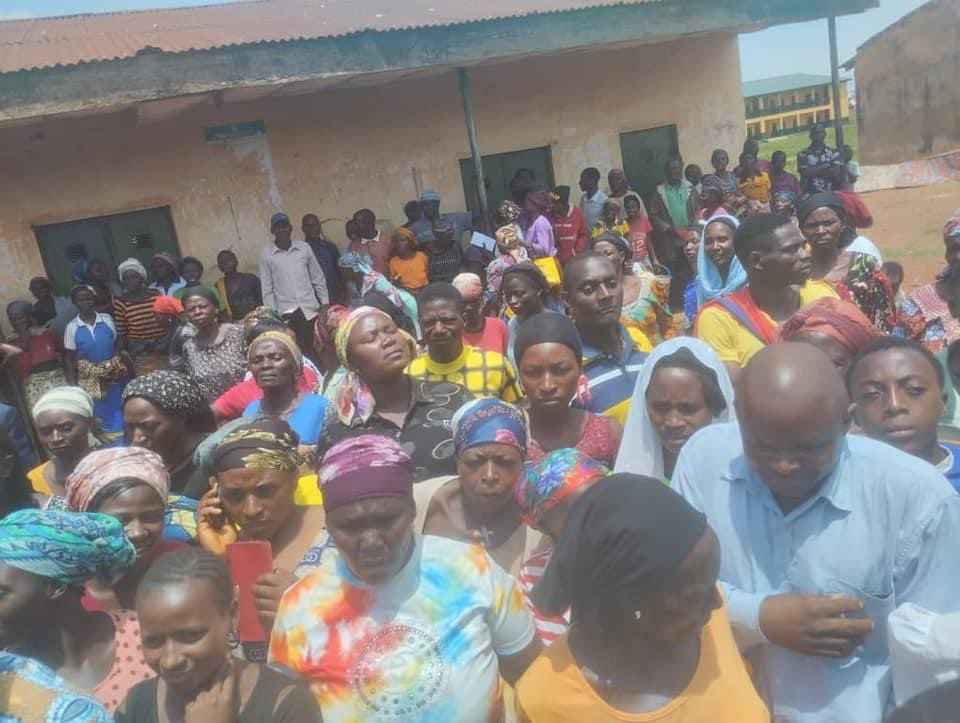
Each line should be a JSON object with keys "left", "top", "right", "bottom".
{"left": 564, "top": 253, "right": 651, "bottom": 426}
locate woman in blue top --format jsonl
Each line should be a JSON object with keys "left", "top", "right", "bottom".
{"left": 242, "top": 330, "right": 329, "bottom": 445}
{"left": 63, "top": 285, "right": 129, "bottom": 436}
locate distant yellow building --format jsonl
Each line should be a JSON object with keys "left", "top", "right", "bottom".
{"left": 743, "top": 74, "right": 850, "bottom": 139}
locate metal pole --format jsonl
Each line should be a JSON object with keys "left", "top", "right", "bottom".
{"left": 828, "top": 16, "right": 845, "bottom": 149}
{"left": 457, "top": 67, "right": 491, "bottom": 232}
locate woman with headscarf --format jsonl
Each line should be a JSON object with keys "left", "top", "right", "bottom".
{"left": 340, "top": 249, "right": 421, "bottom": 336}
{"left": 64, "top": 284, "right": 129, "bottom": 437}
{"left": 148, "top": 252, "right": 186, "bottom": 297}
{"left": 515, "top": 476, "right": 768, "bottom": 722}
{"left": 522, "top": 186, "right": 558, "bottom": 261}
{"left": 319, "top": 306, "right": 472, "bottom": 482}
{"left": 65, "top": 446, "right": 190, "bottom": 611}
{"left": 515, "top": 449, "right": 609, "bottom": 645}
{"left": 116, "top": 548, "right": 322, "bottom": 723}
{"left": 28, "top": 386, "right": 107, "bottom": 506}
{"left": 591, "top": 232, "right": 681, "bottom": 346}
{"left": 122, "top": 370, "right": 216, "bottom": 496}
{"left": 5, "top": 299, "right": 66, "bottom": 409}
{"left": 180, "top": 286, "right": 246, "bottom": 402}
{"left": 312, "top": 304, "right": 350, "bottom": 401}
{"left": 902, "top": 215, "right": 960, "bottom": 353}
{"left": 515, "top": 312, "right": 622, "bottom": 466}
{"left": 486, "top": 223, "right": 530, "bottom": 314}
{"left": 695, "top": 175, "right": 730, "bottom": 223}
{"left": 0, "top": 652, "right": 113, "bottom": 723}
{"left": 615, "top": 338, "right": 735, "bottom": 481}
{"left": 501, "top": 262, "right": 550, "bottom": 363}
{"left": 695, "top": 214, "right": 747, "bottom": 307}
{"left": 798, "top": 192, "right": 896, "bottom": 333}
{"left": 242, "top": 330, "right": 331, "bottom": 445}
{"left": 195, "top": 418, "right": 326, "bottom": 661}
{"left": 113, "top": 257, "right": 168, "bottom": 375}
{"left": 0, "top": 509, "right": 154, "bottom": 713}
{"left": 420, "top": 398, "right": 542, "bottom": 578}
{"left": 780, "top": 297, "right": 880, "bottom": 375}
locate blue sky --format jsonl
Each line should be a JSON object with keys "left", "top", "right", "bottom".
{"left": 1, "top": 0, "right": 930, "bottom": 82}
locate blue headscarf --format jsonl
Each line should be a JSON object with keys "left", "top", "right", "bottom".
{"left": 0, "top": 510, "right": 135, "bottom": 586}
{"left": 451, "top": 398, "right": 527, "bottom": 456}
{"left": 695, "top": 214, "right": 746, "bottom": 306}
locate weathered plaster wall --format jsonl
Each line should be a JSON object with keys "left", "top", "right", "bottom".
{"left": 0, "top": 33, "right": 743, "bottom": 320}
{"left": 855, "top": 0, "right": 960, "bottom": 164}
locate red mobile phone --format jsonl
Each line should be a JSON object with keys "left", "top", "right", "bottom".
{"left": 226, "top": 541, "right": 273, "bottom": 642}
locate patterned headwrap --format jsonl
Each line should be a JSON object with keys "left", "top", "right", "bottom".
{"left": 150, "top": 252, "right": 180, "bottom": 273}
{"left": 516, "top": 448, "right": 608, "bottom": 528}
{"left": 452, "top": 273, "right": 483, "bottom": 302}
{"left": 497, "top": 200, "right": 522, "bottom": 226}
{"left": 117, "top": 257, "right": 148, "bottom": 281}
{"left": 319, "top": 435, "right": 414, "bottom": 512}
{"left": 65, "top": 447, "right": 169, "bottom": 513}
{"left": 945, "top": 214, "right": 960, "bottom": 241}
{"left": 314, "top": 304, "right": 349, "bottom": 353}
{"left": 451, "top": 398, "right": 528, "bottom": 456}
{"left": 32, "top": 386, "right": 95, "bottom": 421}
{"left": 248, "top": 329, "right": 303, "bottom": 373}
{"left": 392, "top": 227, "right": 417, "bottom": 247}
{"left": 152, "top": 295, "right": 183, "bottom": 316}
{"left": 334, "top": 306, "right": 396, "bottom": 426}
{"left": 779, "top": 297, "right": 880, "bottom": 355}
{"left": 211, "top": 417, "right": 302, "bottom": 474}
{"left": 122, "top": 370, "right": 208, "bottom": 419}
{"left": 241, "top": 306, "right": 286, "bottom": 343}
{"left": 0, "top": 510, "right": 135, "bottom": 586}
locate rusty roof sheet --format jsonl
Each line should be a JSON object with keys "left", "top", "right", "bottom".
{"left": 0, "top": 0, "right": 666, "bottom": 74}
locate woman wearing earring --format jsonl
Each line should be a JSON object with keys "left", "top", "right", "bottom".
{"left": 116, "top": 548, "right": 321, "bottom": 722}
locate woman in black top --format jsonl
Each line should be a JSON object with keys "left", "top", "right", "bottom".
{"left": 116, "top": 547, "right": 321, "bottom": 723}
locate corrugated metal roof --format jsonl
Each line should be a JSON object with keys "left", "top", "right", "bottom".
{"left": 742, "top": 73, "right": 840, "bottom": 97}
{"left": 0, "top": 0, "right": 665, "bottom": 74}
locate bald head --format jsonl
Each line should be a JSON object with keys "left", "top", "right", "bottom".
{"left": 737, "top": 343, "right": 851, "bottom": 511}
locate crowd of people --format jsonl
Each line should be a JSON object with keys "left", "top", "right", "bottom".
{"left": 0, "top": 125, "right": 960, "bottom": 722}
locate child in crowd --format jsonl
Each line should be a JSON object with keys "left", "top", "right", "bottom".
{"left": 388, "top": 227, "right": 429, "bottom": 292}
{"left": 736, "top": 152, "right": 771, "bottom": 204}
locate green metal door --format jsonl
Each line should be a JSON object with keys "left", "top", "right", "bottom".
{"left": 34, "top": 207, "right": 180, "bottom": 294}
{"left": 460, "top": 146, "right": 555, "bottom": 217}
{"left": 619, "top": 125, "right": 680, "bottom": 200}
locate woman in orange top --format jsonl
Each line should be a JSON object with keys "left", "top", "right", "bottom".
{"left": 516, "top": 474, "right": 769, "bottom": 722}
{"left": 388, "top": 227, "right": 429, "bottom": 292}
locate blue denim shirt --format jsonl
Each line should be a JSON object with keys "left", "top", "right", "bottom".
{"left": 674, "top": 422, "right": 960, "bottom": 723}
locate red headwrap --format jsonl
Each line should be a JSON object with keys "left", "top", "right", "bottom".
{"left": 779, "top": 298, "right": 879, "bottom": 354}
{"left": 151, "top": 295, "right": 183, "bottom": 315}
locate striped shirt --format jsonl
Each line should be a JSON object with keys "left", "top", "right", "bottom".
{"left": 517, "top": 548, "right": 569, "bottom": 646}
{"left": 407, "top": 345, "right": 520, "bottom": 402}
{"left": 579, "top": 324, "right": 651, "bottom": 426}
{"left": 113, "top": 290, "right": 165, "bottom": 341}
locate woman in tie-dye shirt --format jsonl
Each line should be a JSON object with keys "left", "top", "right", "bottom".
{"left": 269, "top": 434, "right": 540, "bottom": 722}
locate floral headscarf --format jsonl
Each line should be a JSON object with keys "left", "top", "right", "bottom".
{"left": 516, "top": 448, "right": 608, "bottom": 528}
{"left": 211, "top": 417, "right": 302, "bottom": 473}
{"left": 334, "top": 306, "right": 395, "bottom": 427}
{"left": 66, "top": 447, "right": 169, "bottom": 513}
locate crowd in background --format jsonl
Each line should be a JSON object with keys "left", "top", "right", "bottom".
{"left": 1, "top": 122, "right": 960, "bottom": 721}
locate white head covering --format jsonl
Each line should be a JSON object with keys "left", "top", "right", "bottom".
{"left": 117, "top": 258, "right": 147, "bottom": 281}
{"left": 32, "top": 386, "right": 95, "bottom": 420}
{"left": 614, "top": 337, "right": 736, "bottom": 480}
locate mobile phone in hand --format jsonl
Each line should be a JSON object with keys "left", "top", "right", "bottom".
{"left": 226, "top": 541, "right": 273, "bottom": 642}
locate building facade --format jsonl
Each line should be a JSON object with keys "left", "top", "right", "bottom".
{"left": 0, "top": 0, "right": 876, "bottom": 316}
{"left": 743, "top": 74, "right": 850, "bottom": 139}
{"left": 847, "top": 0, "right": 960, "bottom": 164}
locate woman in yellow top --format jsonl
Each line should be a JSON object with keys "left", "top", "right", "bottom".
{"left": 737, "top": 152, "right": 772, "bottom": 205}
{"left": 28, "top": 386, "right": 106, "bottom": 505}
{"left": 516, "top": 474, "right": 769, "bottom": 722}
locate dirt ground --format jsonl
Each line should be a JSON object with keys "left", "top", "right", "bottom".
{"left": 862, "top": 181, "right": 960, "bottom": 292}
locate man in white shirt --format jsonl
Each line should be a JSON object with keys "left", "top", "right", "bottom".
{"left": 258, "top": 212, "right": 329, "bottom": 361}
{"left": 578, "top": 167, "right": 607, "bottom": 231}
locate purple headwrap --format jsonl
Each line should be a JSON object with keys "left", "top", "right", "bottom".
{"left": 319, "top": 435, "right": 414, "bottom": 512}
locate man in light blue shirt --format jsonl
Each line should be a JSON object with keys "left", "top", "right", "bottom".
{"left": 578, "top": 167, "right": 607, "bottom": 231}
{"left": 674, "top": 343, "right": 960, "bottom": 723}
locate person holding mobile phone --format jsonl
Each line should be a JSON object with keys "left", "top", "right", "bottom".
{"left": 197, "top": 418, "right": 326, "bottom": 661}
{"left": 117, "top": 548, "right": 321, "bottom": 723}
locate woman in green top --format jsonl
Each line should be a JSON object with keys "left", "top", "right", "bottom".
{"left": 116, "top": 547, "right": 321, "bottom": 723}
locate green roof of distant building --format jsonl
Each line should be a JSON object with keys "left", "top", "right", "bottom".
{"left": 742, "top": 74, "right": 844, "bottom": 98}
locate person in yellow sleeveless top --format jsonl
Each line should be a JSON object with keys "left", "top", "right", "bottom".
{"left": 516, "top": 474, "right": 769, "bottom": 723}
{"left": 408, "top": 282, "right": 521, "bottom": 401}
{"left": 695, "top": 213, "right": 837, "bottom": 381}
